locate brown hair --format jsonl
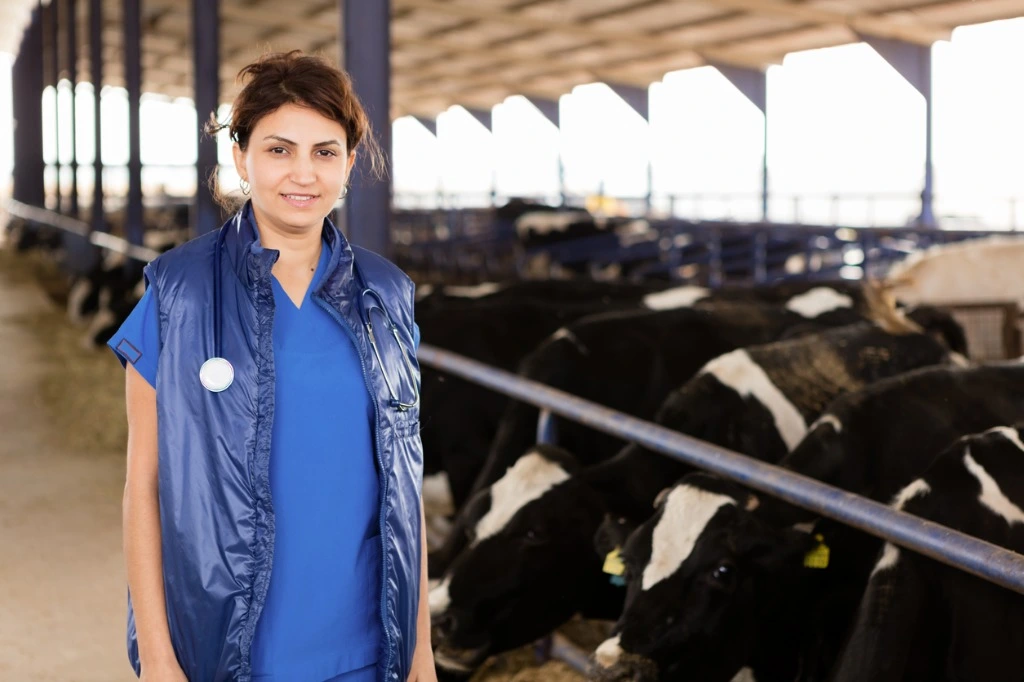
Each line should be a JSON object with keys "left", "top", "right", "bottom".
{"left": 206, "top": 50, "right": 386, "bottom": 206}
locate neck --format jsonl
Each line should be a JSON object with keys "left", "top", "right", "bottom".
{"left": 250, "top": 204, "right": 323, "bottom": 274}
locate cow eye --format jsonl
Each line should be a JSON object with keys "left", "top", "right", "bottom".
{"left": 524, "top": 529, "right": 545, "bottom": 544}
{"left": 711, "top": 562, "right": 735, "bottom": 583}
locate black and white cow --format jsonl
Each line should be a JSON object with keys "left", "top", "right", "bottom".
{"left": 428, "top": 293, "right": 874, "bottom": 578}
{"left": 595, "top": 363, "right": 1024, "bottom": 682}
{"left": 427, "top": 319, "right": 964, "bottom": 676}
{"left": 417, "top": 296, "right": 660, "bottom": 513}
{"left": 830, "top": 425, "right": 1024, "bottom": 682}
{"left": 420, "top": 282, "right": 899, "bottom": 518}
{"left": 460, "top": 286, "right": 961, "bottom": 527}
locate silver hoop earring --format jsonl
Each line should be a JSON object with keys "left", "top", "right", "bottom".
{"left": 240, "top": 178, "right": 250, "bottom": 196}
{"left": 339, "top": 186, "right": 349, "bottom": 200}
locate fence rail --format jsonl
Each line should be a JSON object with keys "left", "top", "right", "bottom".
{"left": 6, "top": 199, "right": 159, "bottom": 262}
{"left": 417, "top": 343, "right": 1024, "bottom": 595}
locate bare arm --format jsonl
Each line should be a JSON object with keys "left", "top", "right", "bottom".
{"left": 408, "top": 499, "right": 437, "bottom": 681}
{"left": 122, "top": 364, "right": 182, "bottom": 676}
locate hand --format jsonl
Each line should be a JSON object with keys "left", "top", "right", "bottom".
{"left": 406, "top": 646, "right": 438, "bottom": 682}
{"left": 140, "top": 660, "right": 189, "bottom": 682}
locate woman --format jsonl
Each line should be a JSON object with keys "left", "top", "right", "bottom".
{"left": 109, "top": 51, "right": 435, "bottom": 682}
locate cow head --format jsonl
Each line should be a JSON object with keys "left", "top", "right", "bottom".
{"left": 592, "top": 473, "right": 817, "bottom": 682}
{"left": 429, "top": 444, "right": 611, "bottom": 675}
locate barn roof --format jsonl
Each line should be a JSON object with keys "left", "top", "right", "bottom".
{"left": 7, "top": 0, "right": 1024, "bottom": 118}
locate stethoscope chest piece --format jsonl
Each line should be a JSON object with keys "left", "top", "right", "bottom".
{"left": 200, "top": 357, "right": 234, "bottom": 393}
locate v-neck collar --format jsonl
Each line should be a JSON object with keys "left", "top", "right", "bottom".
{"left": 271, "top": 238, "right": 332, "bottom": 312}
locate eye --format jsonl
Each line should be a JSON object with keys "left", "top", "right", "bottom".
{"left": 316, "top": 149, "right": 338, "bottom": 158}
{"left": 524, "top": 528, "right": 545, "bottom": 544}
{"left": 269, "top": 146, "right": 287, "bottom": 155}
{"left": 711, "top": 562, "right": 735, "bottom": 583}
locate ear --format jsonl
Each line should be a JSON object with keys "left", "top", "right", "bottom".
{"left": 594, "top": 514, "right": 636, "bottom": 559}
{"left": 232, "top": 143, "right": 247, "bottom": 182}
{"left": 346, "top": 149, "right": 357, "bottom": 175}
{"left": 741, "top": 521, "right": 819, "bottom": 572}
{"left": 653, "top": 487, "right": 672, "bottom": 508}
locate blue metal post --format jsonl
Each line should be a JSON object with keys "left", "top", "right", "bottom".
{"left": 66, "top": 0, "right": 78, "bottom": 217}
{"left": 342, "top": 0, "right": 392, "bottom": 257}
{"left": 123, "top": 0, "right": 143, "bottom": 247}
{"left": 193, "top": 0, "right": 221, "bottom": 235}
{"left": 63, "top": 0, "right": 100, "bottom": 274}
{"left": 859, "top": 35, "right": 936, "bottom": 228}
{"left": 12, "top": 6, "right": 46, "bottom": 206}
{"left": 713, "top": 63, "right": 769, "bottom": 222}
{"left": 49, "top": 0, "right": 62, "bottom": 213}
{"left": 90, "top": 0, "right": 104, "bottom": 233}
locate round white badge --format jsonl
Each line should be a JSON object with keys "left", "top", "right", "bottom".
{"left": 200, "top": 357, "right": 234, "bottom": 393}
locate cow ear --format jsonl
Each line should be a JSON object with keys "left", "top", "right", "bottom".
{"left": 653, "top": 487, "right": 672, "bottom": 508}
{"left": 594, "top": 514, "right": 636, "bottom": 559}
{"left": 741, "top": 521, "right": 818, "bottom": 572}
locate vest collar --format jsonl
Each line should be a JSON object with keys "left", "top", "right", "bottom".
{"left": 224, "top": 200, "right": 355, "bottom": 300}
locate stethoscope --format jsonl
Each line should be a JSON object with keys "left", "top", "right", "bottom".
{"left": 199, "top": 224, "right": 421, "bottom": 412}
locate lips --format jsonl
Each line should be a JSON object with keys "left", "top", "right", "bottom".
{"left": 280, "top": 193, "right": 319, "bottom": 208}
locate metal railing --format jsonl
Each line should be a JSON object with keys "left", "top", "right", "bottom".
{"left": 6, "top": 199, "right": 160, "bottom": 262}
{"left": 417, "top": 344, "right": 1024, "bottom": 595}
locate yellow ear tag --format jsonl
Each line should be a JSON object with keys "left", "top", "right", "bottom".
{"left": 603, "top": 547, "right": 626, "bottom": 577}
{"left": 804, "top": 534, "right": 830, "bottom": 569}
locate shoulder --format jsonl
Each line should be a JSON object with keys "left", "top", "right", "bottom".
{"left": 352, "top": 246, "right": 414, "bottom": 305}
{"left": 144, "top": 229, "right": 218, "bottom": 283}
{"left": 144, "top": 230, "right": 218, "bottom": 305}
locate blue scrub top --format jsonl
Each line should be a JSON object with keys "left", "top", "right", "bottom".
{"left": 108, "top": 237, "right": 412, "bottom": 682}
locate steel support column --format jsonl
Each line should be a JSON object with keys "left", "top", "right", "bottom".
{"left": 90, "top": 0, "right": 104, "bottom": 233}
{"left": 341, "top": 0, "right": 392, "bottom": 256}
{"left": 64, "top": 0, "right": 99, "bottom": 273}
{"left": 66, "top": 0, "right": 79, "bottom": 216}
{"left": 193, "top": 0, "right": 221, "bottom": 235}
{"left": 123, "top": 0, "right": 143, "bottom": 247}
{"left": 49, "top": 0, "right": 62, "bottom": 213}
{"left": 713, "top": 63, "right": 769, "bottom": 222}
{"left": 859, "top": 34, "right": 936, "bottom": 228}
{"left": 12, "top": 6, "right": 46, "bottom": 207}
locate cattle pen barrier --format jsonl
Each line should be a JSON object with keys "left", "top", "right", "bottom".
{"left": 416, "top": 343, "right": 1024, "bottom": 671}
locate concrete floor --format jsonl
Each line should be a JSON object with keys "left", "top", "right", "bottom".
{"left": 0, "top": 257, "right": 136, "bottom": 681}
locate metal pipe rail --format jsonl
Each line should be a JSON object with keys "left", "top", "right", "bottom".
{"left": 6, "top": 199, "right": 161, "bottom": 262}
{"left": 418, "top": 344, "right": 1024, "bottom": 595}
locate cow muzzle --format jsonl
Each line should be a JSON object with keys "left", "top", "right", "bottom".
{"left": 432, "top": 640, "right": 491, "bottom": 676}
{"left": 592, "top": 636, "right": 660, "bottom": 682}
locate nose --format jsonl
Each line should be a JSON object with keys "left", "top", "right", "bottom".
{"left": 289, "top": 155, "right": 315, "bottom": 185}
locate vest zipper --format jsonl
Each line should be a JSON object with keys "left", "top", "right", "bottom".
{"left": 312, "top": 293, "right": 395, "bottom": 677}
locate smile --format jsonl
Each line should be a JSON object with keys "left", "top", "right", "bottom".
{"left": 281, "top": 193, "right": 319, "bottom": 207}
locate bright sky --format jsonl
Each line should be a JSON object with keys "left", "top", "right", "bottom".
{"left": 1, "top": 16, "right": 1022, "bottom": 228}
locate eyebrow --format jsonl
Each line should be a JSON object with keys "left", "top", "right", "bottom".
{"left": 263, "top": 135, "right": 342, "bottom": 148}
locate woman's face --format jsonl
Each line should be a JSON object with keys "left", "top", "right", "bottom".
{"left": 233, "top": 102, "right": 356, "bottom": 234}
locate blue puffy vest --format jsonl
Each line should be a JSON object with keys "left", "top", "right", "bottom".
{"left": 130, "top": 205, "right": 423, "bottom": 682}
